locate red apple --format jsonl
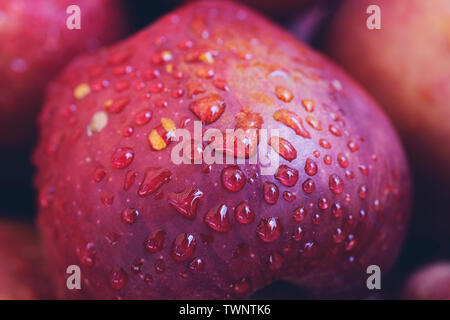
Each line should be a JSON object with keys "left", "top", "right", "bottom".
{"left": 0, "top": 0, "right": 128, "bottom": 148}
{"left": 325, "top": 0, "right": 450, "bottom": 184}
{"left": 0, "top": 219, "right": 53, "bottom": 299}
{"left": 34, "top": 0, "right": 411, "bottom": 299}
{"left": 403, "top": 262, "right": 450, "bottom": 300}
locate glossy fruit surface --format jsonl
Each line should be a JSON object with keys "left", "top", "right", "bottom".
{"left": 35, "top": 0, "right": 411, "bottom": 299}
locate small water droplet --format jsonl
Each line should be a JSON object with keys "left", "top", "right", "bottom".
{"left": 318, "top": 197, "right": 330, "bottom": 210}
{"left": 275, "top": 165, "right": 298, "bottom": 187}
{"left": 273, "top": 109, "right": 311, "bottom": 139}
{"left": 144, "top": 230, "right": 166, "bottom": 253}
{"left": 256, "top": 217, "right": 281, "bottom": 242}
{"left": 332, "top": 203, "right": 344, "bottom": 218}
{"left": 121, "top": 208, "right": 139, "bottom": 224}
{"left": 110, "top": 268, "right": 128, "bottom": 290}
{"left": 337, "top": 153, "right": 349, "bottom": 168}
{"left": 293, "top": 207, "right": 306, "bottom": 222}
{"left": 167, "top": 187, "right": 204, "bottom": 219}
{"left": 111, "top": 147, "right": 134, "bottom": 169}
{"left": 263, "top": 182, "right": 279, "bottom": 205}
{"left": 292, "top": 226, "right": 303, "bottom": 241}
{"left": 329, "top": 174, "right": 344, "bottom": 195}
{"left": 189, "top": 93, "right": 225, "bottom": 124}
{"left": 234, "top": 201, "right": 254, "bottom": 224}
{"left": 204, "top": 204, "right": 231, "bottom": 232}
{"left": 221, "top": 166, "right": 246, "bottom": 192}
{"left": 171, "top": 233, "right": 196, "bottom": 261}
{"left": 275, "top": 86, "right": 294, "bottom": 102}
{"left": 358, "top": 185, "right": 368, "bottom": 199}
{"left": 188, "top": 257, "right": 205, "bottom": 273}
{"left": 304, "top": 158, "right": 317, "bottom": 176}
{"left": 302, "top": 178, "right": 315, "bottom": 194}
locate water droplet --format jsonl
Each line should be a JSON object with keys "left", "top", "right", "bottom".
{"left": 171, "top": 233, "right": 196, "bottom": 262}
{"left": 93, "top": 166, "right": 106, "bottom": 183}
{"left": 189, "top": 93, "right": 225, "bottom": 124}
{"left": 144, "top": 230, "right": 166, "bottom": 253}
{"left": 332, "top": 203, "right": 344, "bottom": 218}
{"left": 329, "top": 124, "right": 342, "bottom": 137}
{"left": 323, "top": 154, "right": 332, "bottom": 165}
{"left": 275, "top": 165, "right": 298, "bottom": 187}
{"left": 77, "top": 242, "right": 96, "bottom": 267}
{"left": 123, "top": 170, "right": 137, "bottom": 191}
{"left": 312, "top": 213, "right": 321, "bottom": 225}
{"left": 358, "top": 165, "right": 369, "bottom": 176}
{"left": 167, "top": 187, "right": 204, "bottom": 219}
{"left": 318, "top": 197, "right": 329, "bottom": 210}
{"left": 304, "top": 158, "right": 317, "bottom": 176}
{"left": 234, "top": 201, "right": 254, "bottom": 224}
{"left": 263, "top": 182, "right": 279, "bottom": 205}
{"left": 337, "top": 153, "right": 349, "bottom": 168}
{"left": 110, "top": 268, "right": 127, "bottom": 290}
{"left": 302, "top": 178, "right": 315, "bottom": 194}
{"left": 188, "top": 257, "right": 205, "bottom": 273}
{"left": 256, "top": 217, "right": 281, "bottom": 242}
{"left": 358, "top": 185, "right": 368, "bottom": 199}
{"left": 134, "top": 109, "right": 152, "bottom": 126}
{"left": 121, "top": 208, "right": 139, "bottom": 224}
{"left": 138, "top": 167, "right": 172, "bottom": 197}
{"left": 293, "top": 207, "right": 306, "bottom": 222}
{"left": 204, "top": 204, "right": 231, "bottom": 232}
{"left": 306, "top": 115, "right": 322, "bottom": 130}
{"left": 221, "top": 166, "right": 246, "bottom": 192}
{"left": 302, "top": 99, "right": 315, "bottom": 112}
{"left": 333, "top": 228, "right": 345, "bottom": 243}
{"left": 283, "top": 191, "right": 296, "bottom": 202}
{"left": 319, "top": 139, "right": 331, "bottom": 149}
{"left": 275, "top": 86, "right": 294, "bottom": 102}
{"left": 347, "top": 140, "right": 359, "bottom": 152}
{"left": 111, "top": 147, "right": 134, "bottom": 169}
{"left": 329, "top": 174, "right": 344, "bottom": 194}
{"left": 292, "top": 226, "right": 303, "bottom": 241}
{"left": 273, "top": 109, "right": 311, "bottom": 139}
{"left": 104, "top": 96, "right": 130, "bottom": 113}
{"left": 269, "top": 136, "right": 297, "bottom": 161}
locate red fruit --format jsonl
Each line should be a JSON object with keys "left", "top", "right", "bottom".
{"left": 0, "top": 219, "right": 53, "bottom": 299}
{"left": 0, "top": 0, "right": 128, "bottom": 147}
{"left": 325, "top": 0, "right": 450, "bottom": 240}
{"left": 403, "top": 262, "right": 450, "bottom": 300}
{"left": 325, "top": 0, "right": 450, "bottom": 184}
{"left": 35, "top": 0, "right": 411, "bottom": 299}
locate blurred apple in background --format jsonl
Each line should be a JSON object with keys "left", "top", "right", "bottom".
{"left": 325, "top": 0, "right": 450, "bottom": 241}
{"left": 0, "top": 0, "right": 129, "bottom": 149}
{"left": 0, "top": 219, "right": 53, "bottom": 299}
{"left": 403, "top": 262, "right": 450, "bottom": 300}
